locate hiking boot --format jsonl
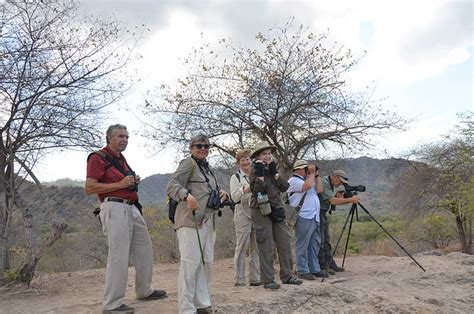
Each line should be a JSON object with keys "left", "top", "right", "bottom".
{"left": 234, "top": 282, "right": 246, "bottom": 287}
{"left": 325, "top": 268, "right": 336, "bottom": 275}
{"left": 312, "top": 270, "right": 329, "bottom": 278}
{"left": 102, "top": 304, "right": 134, "bottom": 313}
{"left": 196, "top": 306, "right": 214, "bottom": 313}
{"left": 263, "top": 281, "right": 280, "bottom": 290}
{"left": 249, "top": 281, "right": 263, "bottom": 286}
{"left": 138, "top": 289, "right": 167, "bottom": 300}
{"left": 330, "top": 264, "right": 345, "bottom": 272}
{"left": 283, "top": 275, "right": 303, "bottom": 285}
{"left": 297, "top": 273, "right": 316, "bottom": 281}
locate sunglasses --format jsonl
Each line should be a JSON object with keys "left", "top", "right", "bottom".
{"left": 193, "top": 143, "right": 211, "bottom": 150}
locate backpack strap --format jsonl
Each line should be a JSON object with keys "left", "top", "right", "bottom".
{"left": 88, "top": 150, "right": 132, "bottom": 176}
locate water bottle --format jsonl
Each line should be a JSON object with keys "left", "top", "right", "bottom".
{"left": 256, "top": 192, "right": 271, "bottom": 216}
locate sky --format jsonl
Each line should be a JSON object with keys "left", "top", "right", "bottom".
{"left": 35, "top": 0, "right": 473, "bottom": 182}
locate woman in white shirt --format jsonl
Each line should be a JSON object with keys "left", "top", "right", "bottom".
{"left": 229, "top": 149, "right": 261, "bottom": 287}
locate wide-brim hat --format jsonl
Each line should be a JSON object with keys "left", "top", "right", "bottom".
{"left": 293, "top": 160, "right": 309, "bottom": 170}
{"left": 332, "top": 169, "right": 349, "bottom": 183}
{"left": 251, "top": 141, "right": 276, "bottom": 159}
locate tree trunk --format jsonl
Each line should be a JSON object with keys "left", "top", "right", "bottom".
{"left": 14, "top": 192, "right": 68, "bottom": 285}
{"left": 463, "top": 215, "right": 472, "bottom": 255}
{"left": 18, "top": 217, "right": 67, "bottom": 285}
{"left": 0, "top": 219, "right": 11, "bottom": 273}
{"left": 16, "top": 194, "right": 38, "bottom": 270}
{"left": 0, "top": 200, "right": 12, "bottom": 283}
{"left": 455, "top": 213, "right": 468, "bottom": 254}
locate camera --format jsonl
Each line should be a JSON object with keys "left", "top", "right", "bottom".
{"left": 206, "top": 190, "right": 221, "bottom": 210}
{"left": 343, "top": 183, "right": 366, "bottom": 198}
{"left": 126, "top": 170, "right": 138, "bottom": 192}
{"left": 220, "top": 199, "right": 236, "bottom": 212}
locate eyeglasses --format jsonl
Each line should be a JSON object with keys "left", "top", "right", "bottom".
{"left": 193, "top": 143, "right": 211, "bottom": 150}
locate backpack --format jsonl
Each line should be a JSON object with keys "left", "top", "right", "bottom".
{"left": 167, "top": 158, "right": 196, "bottom": 223}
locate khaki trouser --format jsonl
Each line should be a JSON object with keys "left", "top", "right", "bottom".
{"left": 99, "top": 201, "right": 154, "bottom": 310}
{"left": 177, "top": 216, "right": 215, "bottom": 314}
{"left": 233, "top": 209, "right": 260, "bottom": 285}
{"left": 251, "top": 207, "right": 293, "bottom": 284}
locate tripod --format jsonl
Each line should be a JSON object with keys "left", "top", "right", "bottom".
{"left": 332, "top": 201, "right": 425, "bottom": 272}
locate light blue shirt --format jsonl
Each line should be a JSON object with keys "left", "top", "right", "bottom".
{"left": 287, "top": 175, "right": 320, "bottom": 221}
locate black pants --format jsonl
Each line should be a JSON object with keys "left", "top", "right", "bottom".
{"left": 318, "top": 210, "right": 333, "bottom": 269}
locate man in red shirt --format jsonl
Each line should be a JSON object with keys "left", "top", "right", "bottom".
{"left": 86, "top": 124, "right": 166, "bottom": 313}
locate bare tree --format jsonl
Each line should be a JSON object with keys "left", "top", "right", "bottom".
{"left": 143, "top": 23, "right": 405, "bottom": 173}
{"left": 0, "top": 0, "right": 139, "bottom": 284}
{"left": 392, "top": 112, "right": 473, "bottom": 254}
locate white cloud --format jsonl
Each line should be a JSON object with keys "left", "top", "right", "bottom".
{"left": 33, "top": 0, "right": 472, "bottom": 180}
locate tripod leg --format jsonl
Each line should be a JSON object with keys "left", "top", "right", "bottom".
{"left": 358, "top": 203, "right": 426, "bottom": 272}
{"left": 333, "top": 204, "right": 356, "bottom": 257}
{"left": 342, "top": 205, "right": 356, "bottom": 268}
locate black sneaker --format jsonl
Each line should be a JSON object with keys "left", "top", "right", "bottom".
{"left": 283, "top": 276, "right": 303, "bottom": 285}
{"left": 196, "top": 306, "right": 214, "bottom": 313}
{"left": 297, "top": 273, "right": 316, "bottom": 281}
{"left": 330, "top": 264, "right": 345, "bottom": 272}
{"left": 264, "top": 280, "right": 281, "bottom": 290}
{"left": 102, "top": 304, "right": 134, "bottom": 313}
{"left": 138, "top": 289, "right": 167, "bottom": 300}
{"left": 312, "top": 270, "right": 329, "bottom": 278}
{"left": 249, "top": 282, "right": 263, "bottom": 286}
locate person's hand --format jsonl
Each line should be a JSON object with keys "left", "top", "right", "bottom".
{"left": 307, "top": 164, "right": 316, "bottom": 174}
{"left": 120, "top": 175, "right": 135, "bottom": 188}
{"left": 243, "top": 184, "right": 251, "bottom": 193}
{"left": 253, "top": 161, "right": 265, "bottom": 177}
{"left": 187, "top": 194, "right": 198, "bottom": 211}
{"left": 268, "top": 161, "right": 278, "bottom": 175}
{"left": 219, "top": 190, "right": 229, "bottom": 203}
{"left": 350, "top": 195, "right": 360, "bottom": 204}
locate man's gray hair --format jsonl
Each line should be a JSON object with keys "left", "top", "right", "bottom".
{"left": 106, "top": 124, "right": 127, "bottom": 144}
{"left": 189, "top": 133, "right": 209, "bottom": 148}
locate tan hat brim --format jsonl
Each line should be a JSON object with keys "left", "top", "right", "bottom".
{"left": 251, "top": 146, "right": 276, "bottom": 159}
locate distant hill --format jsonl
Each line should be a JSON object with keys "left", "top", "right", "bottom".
{"left": 43, "top": 178, "right": 85, "bottom": 188}
{"left": 31, "top": 157, "right": 411, "bottom": 217}
{"left": 139, "top": 157, "right": 410, "bottom": 209}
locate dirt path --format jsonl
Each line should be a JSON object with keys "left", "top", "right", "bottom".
{"left": 1, "top": 251, "right": 473, "bottom": 313}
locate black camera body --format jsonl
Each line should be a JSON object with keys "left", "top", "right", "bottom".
{"left": 207, "top": 190, "right": 236, "bottom": 212}
{"left": 206, "top": 190, "right": 221, "bottom": 210}
{"left": 126, "top": 170, "right": 138, "bottom": 192}
{"left": 343, "top": 183, "right": 366, "bottom": 198}
{"left": 221, "top": 199, "right": 236, "bottom": 212}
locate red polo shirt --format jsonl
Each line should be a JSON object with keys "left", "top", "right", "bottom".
{"left": 86, "top": 146, "right": 138, "bottom": 202}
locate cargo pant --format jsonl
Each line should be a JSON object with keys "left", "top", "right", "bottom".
{"left": 233, "top": 208, "right": 260, "bottom": 285}
{"left": 99, "top": 201, "right": 154, "bottom": 310}
{"left": 251, "top": 207, "right": 293, "bottom": 284}
{"left": 177, "top": 216, "right": 215, "bottom": 314}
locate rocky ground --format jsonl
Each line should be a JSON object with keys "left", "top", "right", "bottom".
{"left": 1, "top": 251, "right": 473, "bottom": 313}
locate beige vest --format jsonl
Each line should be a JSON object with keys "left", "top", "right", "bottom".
{"left": 166, "top": 157, "right": 219, "bottom": 229}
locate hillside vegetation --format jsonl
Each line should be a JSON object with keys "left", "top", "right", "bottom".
{"left": 4, "top": 157, "right": 457, "bottom": 276}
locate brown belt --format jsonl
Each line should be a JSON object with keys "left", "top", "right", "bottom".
{"left": 103, "top": 197, "right": 135, "bottom": 205}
